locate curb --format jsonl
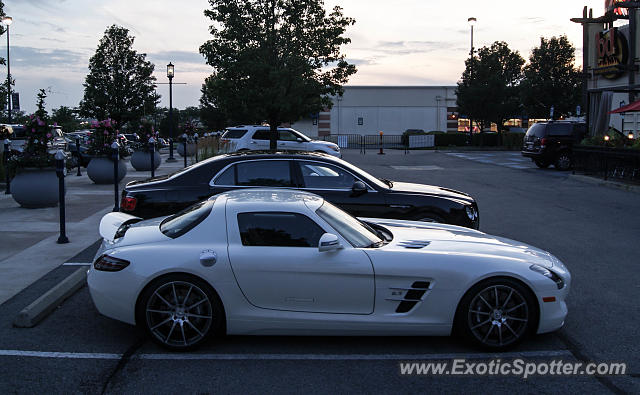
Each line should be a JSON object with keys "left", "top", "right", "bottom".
{"left": 13, "top": 267, "right": 87, "bottom": 328}
{"left": 568, "top": 174, "right": 640, "bottom": 194}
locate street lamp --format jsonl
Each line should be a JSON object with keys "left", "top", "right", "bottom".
{"left": 166, "top": 62, "right": 176, "bottom": 162}
{"left": 2, "top": 16, "right": 12, "bottom": 123}
{"left": 467, "top": 17, "right": 476, "bottom": 141}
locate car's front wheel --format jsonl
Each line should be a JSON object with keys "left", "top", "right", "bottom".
{"left": 554, "top": 152, "right": 572, "bottom": 171}
{"left": 456, "top": 278, "right": 537, "bottom": 350}
{"left": 137, "top": 274, "right": 224, "bottom": 350}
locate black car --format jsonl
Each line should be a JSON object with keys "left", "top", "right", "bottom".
{"left": 120, "top": 151, "right": 480, "bottom": 228}
{"left": 521, "top": 121, "right": 587, "bottom": 170}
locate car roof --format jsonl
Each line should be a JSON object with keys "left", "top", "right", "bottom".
{"left": 220, "top": 188, "right": 324, "bottom": 211}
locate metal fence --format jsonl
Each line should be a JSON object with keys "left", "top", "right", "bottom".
{"left": 573, "top": 146, "right": 640, "bottom": 183}
{"left": 312, "top": 134, "right": 423, "bottom": 153}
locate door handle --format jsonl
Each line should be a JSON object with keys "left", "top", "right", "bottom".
{"left": 250, "top": 141, "right": 257, "bottom": 144}
{"left": 200, "top": 250, "right": 217, "bottom": 267}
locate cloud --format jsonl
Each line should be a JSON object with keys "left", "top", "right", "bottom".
{"left": 21, "top": 20, "right": 67, "bottom": 33}
{"left": 354, "top": 40, "right": 455, "bottom": 56}
{"left": 345, "top": 58, "right": 377, "bottom": 66}
{"left": 10, "top": 46, "right": 88, "bottom": 71}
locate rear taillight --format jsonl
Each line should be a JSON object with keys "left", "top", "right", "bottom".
{"left": 540, "top": 138, "right": 548, "bottom": 147}
{"left": 94, "top": 255, "right": 130, "bottom": 272}
{"left": 121, "top": 196, "right": 137, "bottom": 211}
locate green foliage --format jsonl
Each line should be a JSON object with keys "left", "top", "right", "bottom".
{"left": 86, "top": 119, "right": 129, "bottom": 158}
{"left": 457, "top": 41, "right": 524, "bottom": 133}
{"left": 35, "top": 89, "right": 48, "bottom": 118}
{"left": 520, "top": 36, "right": 582, "bottom": 119}
{"left": 199, "top": 0, "right": 357, "bottom": 149}
{"left": 80, "top": 25, "right": 160, "bottom": 129}
{"left": 7, "top": 115, "right": 55, "bottom": 171}
{"left": 51, "top": 106, "right": 81, "bottom": 133}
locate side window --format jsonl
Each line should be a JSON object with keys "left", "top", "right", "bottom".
{"left": 548, "top": 124, "right": 572, "bottom": 136}
{"left": 236, "top": 160, "right": 293, "bottom": 187}
{"left": 278, "top": 130, "right": 298, "bottom": 141}
{"left": 214, "top": 165, "right": 235, "bottom": 185}
{"left": 251, "top": 130, "right": 271, "bottom": 140}
{"left": 237, "top": 212, "right": 325, "bottom": 247}
{"left": 298, "top": 161, "right": 356, "bottom": 189}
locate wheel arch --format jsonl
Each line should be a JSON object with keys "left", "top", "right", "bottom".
{"left": 134, "top": 271, "right": 227, "bottom": 334}
{"left": 452, "top": 275, "right": 540, "bottom": 336}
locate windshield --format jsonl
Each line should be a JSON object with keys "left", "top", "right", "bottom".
{"left": 316, "top": 201, "right": 383, "bottom": 248}
{"left": 160, "top": 199, "right": 214, "bottom": 238}
{"left": 291, "top": 129, "right": 312, "bottom": 142}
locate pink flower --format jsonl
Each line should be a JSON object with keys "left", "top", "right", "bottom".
{"left": 91, "top": 121, "right": 99, "bottom": 127}
{"left": 46, "top": 133, "right": 52, "bottom": 138}
{"left": 31, "top": 128, "right": 35, "bottom": 133}
{"left": 53, "top": 122, "right": 58, "bottom": 127}
{"left": 104, "top": 120, "right": 112, "bottom": 128}
{"left": 104, "top": 143, "right": 108, "bottom": 147}
{"left": 104, "top": 131, "right": 109, "bottom": 135}
{"left": 37, "top": 119, "right": 45, "bottom": 126}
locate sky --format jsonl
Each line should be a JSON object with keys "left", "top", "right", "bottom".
{"left": 2, "top": 0, "right": 608, "bottom": 113}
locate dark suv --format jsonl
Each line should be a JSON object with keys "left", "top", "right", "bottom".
{"left": 521, "top": 121, "right": 587, "bottom": 170}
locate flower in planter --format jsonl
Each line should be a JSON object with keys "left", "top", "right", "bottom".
{"left": 86, "top": 118, "right": 130, "bottom": 158}
{"left": 6, "top": 115, "right": 56, "bottom": 172}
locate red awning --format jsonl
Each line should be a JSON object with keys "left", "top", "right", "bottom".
{"left": 609, "top": 100, "right": 640, "bottom": 113}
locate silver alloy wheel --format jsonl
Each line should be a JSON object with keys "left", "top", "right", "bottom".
{"left": 145, "top": 281, "right": 213, "bottom": 348}
{"left": 467, "top": 285, "right": 529, "bottom": 347}
{"left": 556, "top": 153, "right": 571, "bottom": 170}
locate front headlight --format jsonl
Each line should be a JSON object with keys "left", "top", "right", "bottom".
{"left": 465, "top": 206, "right": 477, "bottom": 221}
{"left": 530, "top": 264, "right": 564, "bottom": 289}
{"left": 329, "top": 145, "right": 340, "bottom": 152}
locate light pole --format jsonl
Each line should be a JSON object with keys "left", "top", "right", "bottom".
{"left": 2, "top": 16, "right": 12, "bottom": 123}
{"left": 166, "top": 62, "right": 176, "bottom": 162}
{"left": 467, "top": 17, "right": 476, "bottom": 142}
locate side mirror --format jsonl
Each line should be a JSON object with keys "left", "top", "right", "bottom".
{"left": 318, "top": 233, "right": 342, "bottom": 252}
{"left": 351, "top": 180, "right": 367, "bottom": 197}
{"left": 296, "top": 137, "right": 303, "bottom": 142}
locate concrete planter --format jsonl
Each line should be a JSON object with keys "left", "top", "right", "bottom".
{"left": 87, "top": 157, "right": 127, "bottom": 184}
{"left": 11, "top": 168, "right": 60, "bottom": 208}
{"left": 177, "top": 143, "right": 197, "bottom": 157}
{"left": 131, "top": 151, "right": 161, "bottom": 171}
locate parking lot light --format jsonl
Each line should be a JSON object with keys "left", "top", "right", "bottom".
{"left": 628, "top": 132, "right": 634, "bottom": 140}
{"left": 604, "top": 135, "right": 610, "bottom": 141}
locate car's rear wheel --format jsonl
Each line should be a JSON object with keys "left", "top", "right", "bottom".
{"left": 554, "top": 152, "right": 572, "bottom": 171}
{"left": 457, "top": 278, "right": 537, "bottom": 350}
{"left": 534, "top": 160, "right": 550, "bottom": 168}
{"left": 137, "top": 274, "right": 224, "bottom": 350}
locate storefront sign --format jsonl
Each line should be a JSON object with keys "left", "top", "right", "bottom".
{"left": 594, "top": 27, "right": 628, "bottom": 79}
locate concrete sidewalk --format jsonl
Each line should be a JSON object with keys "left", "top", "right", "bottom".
{"left": 0, "top": 152, "right": 191, "bottom": 305}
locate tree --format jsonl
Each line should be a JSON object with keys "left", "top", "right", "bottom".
{"left": 0, "top": 1, "right": 11, "bottom": 121}
{"left": 51, "top": 106, "right": 81, "bottom": 132}
{"left": 457, "top": 41, "right": 524, "bottom": 133}
{"left": 35, "top": 89, "right": 47, "bottom": 119}
{"left": 520, "top": 35, "right": 582, "bottom": 119}
{"left": 80, "top": 25, "right": 160, "bottom": 129}
{"left": 200, "top": 0, "right": 357, "bottom": 149}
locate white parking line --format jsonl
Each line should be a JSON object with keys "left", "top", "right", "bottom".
{"left": 62, "top": 262, "right": 91, "bottom": 266}
{"left": 0, "top": 349, "right": 573, "bottom": 361}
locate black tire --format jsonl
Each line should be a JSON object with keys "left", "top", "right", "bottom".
{"left": 136, "top": 273, "right": 225, "bottom": 351}
{"left": 455, "top": 277, "right": 538, "bottom": 350}
{"left": 554, "top": 151, "right": 572, "bottom": 171}
{"left": 534, "top": 160, "right": 550, "bottom": 169}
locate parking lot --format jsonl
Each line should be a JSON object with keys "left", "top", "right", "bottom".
{"left": 0, "top": 149, "right": 638, "bottom": 393}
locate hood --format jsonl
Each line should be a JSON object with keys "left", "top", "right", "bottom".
{"left": 362, "top": 217, "right": 555, "bottom": 267}
{"left": 389, "top": 182, "right": 474, "bottom": 203}
{"left": 311, "top": 140, "right": 339, "bottom": 148}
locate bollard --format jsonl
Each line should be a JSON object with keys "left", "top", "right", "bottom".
{"left": 3, "top": 139, "right": 10, "bottom": 194}
{"left": 378, "top": 131, "right": 385, "bottom": 155}
{"left": 194, "top": 133, "right": 199, "bottom": 163}
{"left": 182, "top": 134, "right": 188, "bottom": 168}
{"left": 149, "top": 136, "right": 156, "bottom": 178}
{"left": 111, "top": 141, "right": 120, "bottom": 212}
{"left": 75, "top": 136, "right": 82, "bottom": 176}
{"left": 55, "top": 150, "right": 69, "bottom": 244}
{"left": 168, "top": 138, "right": 176, "bottom": 162}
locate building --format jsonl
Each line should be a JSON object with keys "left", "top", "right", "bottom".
{"left": 572, "top": 1, "right": 640, "bottom": 137}
{"left": 291, "top": 86, "right": 458, "bottom": 136}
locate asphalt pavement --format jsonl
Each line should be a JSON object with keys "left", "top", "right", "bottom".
{"left": 0, "top": 149, "right": 638, "bottom": 394}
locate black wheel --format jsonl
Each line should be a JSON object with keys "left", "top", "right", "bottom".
{"left": 456, "top": 277, "right": 537, "bottom": 350}
{"left": 534, "top": 160, "right": 550, "bottom": 168}
{"left": 136, "top": 274, "right": 224, "bottom": 351}
{"left": 554, "top": 152, "right": 572, "bottom": 171}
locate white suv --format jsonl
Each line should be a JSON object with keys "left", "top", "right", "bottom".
{"left": 221, "top": 126, "right": 341, "bottom": 157}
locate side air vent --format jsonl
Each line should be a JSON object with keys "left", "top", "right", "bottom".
{"left": 397, "top": 240, "right": 431, "bottom": 249}
{"left": 387, "top": 281, "right": 431, "bottom": 313}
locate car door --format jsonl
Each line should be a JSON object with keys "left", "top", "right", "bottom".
{"left": 249, "top": 129, "right": 271, "bottom": 150}
{"left": 226, "top": 210, "right": 375, "bottom": 314}
{"left": 209, "top": 159, "right": 298, "bottom": 195}
{"left": 278, "top": 130, "right": 307, "bottom": 152}
{"left": 294, "top": 160, "right": 387, "bottom": 218}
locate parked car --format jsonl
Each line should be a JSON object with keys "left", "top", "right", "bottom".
{"left": 120, "top": 151, "right": 480, "bottom": 228}
{"left": 221, "top": 125, "right": 341, "bottom": 157}
{"left": 1, "top": 123, "right": 67, "bottom": 153}
{"left": 90, "top": 188, "right": 570, "bottom": 350}
{"left": 64, "top": 134, "right": 91, "bottom": 167}
{"left": 521, "top": 121, "right": 587, "bottom": 170}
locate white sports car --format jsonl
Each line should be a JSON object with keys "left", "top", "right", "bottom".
{"left": 88, "top": 189, "right": 570, "bottom": 350}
